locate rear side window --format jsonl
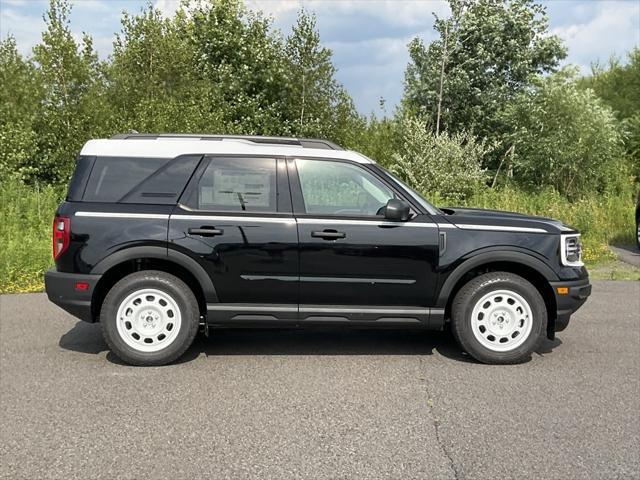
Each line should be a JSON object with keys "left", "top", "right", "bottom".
{"left": 119, "top": 155, "right": 201, "bottom": 204}
{"left": 81, "top": 156, "right": 200, "bottom": 204}
{"left": 66, "top": 156, "right": 95, "bottom": 201}
{"left": 84, "top": 157, "right": 170, "bottom": 203}
{"left": 183, "top": 157, "right": 277, "bottom": 213}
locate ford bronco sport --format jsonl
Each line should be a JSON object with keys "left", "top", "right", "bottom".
{"left": 45, "top": 134, "right": 591, "bottom": 366}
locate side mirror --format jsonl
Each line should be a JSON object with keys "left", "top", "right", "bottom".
{"left": 383, "top": 198, "right": 410, "bottom": 222}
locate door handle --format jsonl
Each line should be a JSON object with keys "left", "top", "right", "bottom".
{"left": 188, "top": 227, "right": 224, "bottom": 237}
{"left": 311, "top": 230, "right": 346, "bottom": 240}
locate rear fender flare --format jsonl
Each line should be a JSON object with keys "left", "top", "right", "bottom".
{"left": 91, "top": 246, "right": 218, "bottom": 302}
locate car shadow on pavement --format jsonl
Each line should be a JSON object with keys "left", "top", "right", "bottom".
{"left": 58, "top": 322, "right": 562, "bottom": 365}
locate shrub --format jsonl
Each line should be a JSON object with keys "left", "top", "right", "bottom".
{"left": 390, "top": 116, "right": 488, "bottom": 202}
{"left": 501, "top": 69, "right": 628, "bottom": 199}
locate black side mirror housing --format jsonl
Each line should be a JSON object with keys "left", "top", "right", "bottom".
{"left": 383, "top": 198, "right": 410, "bottom": 222}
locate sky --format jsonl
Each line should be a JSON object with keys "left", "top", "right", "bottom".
{"left": 1, "top": 0, "right": 639, "bottom": 115}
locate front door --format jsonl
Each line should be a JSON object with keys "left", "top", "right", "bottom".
{"left": 289, "top": 157, "right": 440, "bottom": 324}
{"left": 169, "top": 156, "right": 298, "bottom": 323}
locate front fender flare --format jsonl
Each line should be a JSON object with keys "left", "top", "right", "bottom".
{"left": 436, "top": 249, "right": 558, "bottom": 308}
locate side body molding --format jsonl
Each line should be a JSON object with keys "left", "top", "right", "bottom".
{"left": 91, "top": 246, "right": 218, "bottom": 302}
{"left": 436, "top": 249, "right": 559, "bottom": 308}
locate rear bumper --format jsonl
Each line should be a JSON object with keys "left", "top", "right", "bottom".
{"left": 549, "top": 278, "right": 592, "bottom": 333}
{"left": 44, "top": 269, "right": 101, "bottom": 323}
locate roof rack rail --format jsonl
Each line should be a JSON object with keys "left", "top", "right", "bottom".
{"left": 109, "top": 133, "right": 343, "bottom": 150}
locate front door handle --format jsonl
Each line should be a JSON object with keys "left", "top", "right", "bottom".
{"left": 311, "top": 230, "right": 346, "bottom": 240}
{"left": 188, "top": 227, "right": 224, "bottom": 237}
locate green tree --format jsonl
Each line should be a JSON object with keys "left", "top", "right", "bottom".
{"left": 580, "top": 48, "right": 640, "bottom": 180}
{"left": 32, "top": 0, "right": 106, "bottom": 183}
{"left": 189, "top": 0, "right": 289, "bottom": 134}
{"left": 580, "top": 48, "right": 640, "bottom": 120}
{"left": 403, "top": 0, "right": 566, "bottom": 150}
{"left": 502, "top": 69, "right": 627, "bottom": 198}
{"left": 282, "top": 10, "right": 359, "bottom": 145}
{"left": 108, "top": 3, "right": 216, "bottom": 133}
{"left": 0, "top": 37, "right": 41, "bottom": 181}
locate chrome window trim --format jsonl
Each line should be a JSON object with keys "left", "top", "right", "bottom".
{"left": 75, "top": 211, "right": 170, "bottom": 220}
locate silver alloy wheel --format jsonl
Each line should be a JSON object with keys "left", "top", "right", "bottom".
{"left": 115, "top": 288, "right": 182, "bottom": 353}
{"left": 470, "top": 289, "right": 533, "bottom": 352}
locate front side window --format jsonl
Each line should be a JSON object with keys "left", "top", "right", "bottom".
{"left": 184, "top": 157, "right": 277, "bottom": 213}
{"left": 296, "top": 159, "right": 394, "bottom": 216}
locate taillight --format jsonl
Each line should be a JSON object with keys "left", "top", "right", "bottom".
{"left": 52, "top": 216, "right": 70, "bottom": 260}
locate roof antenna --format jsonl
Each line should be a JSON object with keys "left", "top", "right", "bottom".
{"left": 129, "top": 129, "right": 139, "bottom": 134}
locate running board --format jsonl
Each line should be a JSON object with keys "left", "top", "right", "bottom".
{"left": 206, "top": 304, "right": 445, "bottom": 329}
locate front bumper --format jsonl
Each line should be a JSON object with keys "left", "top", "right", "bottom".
{"left": 44, "top": 269, "right": 102, "bottom": 323}
{"left": 549, "top": 278, "right": 592, "bottom": 333}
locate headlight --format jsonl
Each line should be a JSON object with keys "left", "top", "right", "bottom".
{"left": 560, "top": 234, "right": 583, "bottom": 267}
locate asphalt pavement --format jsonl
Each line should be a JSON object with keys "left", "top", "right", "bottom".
{"left": 1, "top": 281, "right": 639, "bottom": 480}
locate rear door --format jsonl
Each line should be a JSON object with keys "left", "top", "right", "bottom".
{"left": 289, "top": 157, "right": 440, "bottom": 324}
{"left": 169, "top": 156, "right": 298, "bottom": 323}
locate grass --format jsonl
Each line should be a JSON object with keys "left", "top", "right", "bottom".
{"left": 0, "top": 182, "right": 637, "bottom": 293}
{"left": 588, "top": 260, "right": 640, "bottom": 281}
{"left": 1, "top": 182, "right": 64, "bottom": 293}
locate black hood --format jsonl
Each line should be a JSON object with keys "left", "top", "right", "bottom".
{"left": 440, "top": 207, "right": 576, "bottom": 234}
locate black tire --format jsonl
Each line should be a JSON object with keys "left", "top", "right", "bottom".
{"left": 100, "top": 270, "right": 199, "bottom": 366}
{"left": 451, "top": 272, "right": 547, "bottom": 365}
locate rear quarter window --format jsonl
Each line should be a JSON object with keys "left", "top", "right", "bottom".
{"left": 81, "top": 156, "right": 200, "bottom": 204}
{"left": 66, "top": 156, "right": 95, "bottom": 202}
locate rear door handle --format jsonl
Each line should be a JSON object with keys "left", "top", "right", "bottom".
{"left": 311, "top": 230, "right": 346, "bottom": 240}
{"left": 188, "top": 227, "right": 224, "bottom": 237}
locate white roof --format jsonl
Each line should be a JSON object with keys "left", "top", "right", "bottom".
{"left": 80, "top": 138, "right": 374, "bottom": 164}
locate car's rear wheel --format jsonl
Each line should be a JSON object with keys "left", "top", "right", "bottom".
{"left": 101, "top": 270, "right": 199, "bottom": 366}
{"left": 451, "top": 272, "right": 547, "bottom": 364}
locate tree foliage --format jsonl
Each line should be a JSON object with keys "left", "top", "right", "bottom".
{"left": 403, "top": 0, "right": 566, "bottom": 147}
{"left": 579, "top": 48, "right": 640, "bottom": 180}
{"left": 0, "top": 0, "right": 361, "bottom": 184}
{"left": 390, "top": 116, "right": 488, "bottom": 202}
{"left": 0, "top": 37, "right": 41, "bottom": 181}
{"left": 282, "top": 10, "right": 357, "bottom": 144}
{"left": 31, "top": 0, "right": 107, "bottom": 183}
{"left": 502, "top": 69, "right": 626, "bottom": 198}
{"left": 0, "top": 0, "right": 634, "bottom": 204}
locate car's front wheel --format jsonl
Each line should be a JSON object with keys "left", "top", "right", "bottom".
{"left": 451, "top": 272, "right": 547, "bottom": 364}
{"left": 100, "top": 270, "right": 200, "bottom": 366}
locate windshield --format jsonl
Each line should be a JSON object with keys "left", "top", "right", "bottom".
{"left": 373, "top": 165, "right": 441, "bottom": 215}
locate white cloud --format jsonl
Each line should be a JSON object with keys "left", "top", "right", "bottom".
{"left": 153, "top": 0, "right": 182, "bottom": 17}
{"left": 247, "top": 0, "right": 449, "bottom": 27}
{"left": 0, "top": 7, "right": 44, "bottom": 55}
{"left": 73, "top": 0, "right": 111, "bottom": 13}
{"left": 552, "top": 1, "right": 640, "bottom": 72}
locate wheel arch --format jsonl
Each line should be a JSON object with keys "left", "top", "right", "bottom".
{"left": 438, "top": 251, "right": 559, "bottom": 337}
{"left": 90, "top": 246, "right": 217, "bottom": 321}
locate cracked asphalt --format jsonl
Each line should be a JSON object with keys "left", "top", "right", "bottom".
{"left": 1, "top": 280, "right": 639, "bottom": 480}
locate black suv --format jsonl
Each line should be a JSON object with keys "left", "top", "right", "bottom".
{"left": 45, "top": 134, "right": 591, "bottom": 366}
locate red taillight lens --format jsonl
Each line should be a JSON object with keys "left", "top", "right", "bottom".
{"left": 52, "top": 216, "right": 70, "bottom": 260}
